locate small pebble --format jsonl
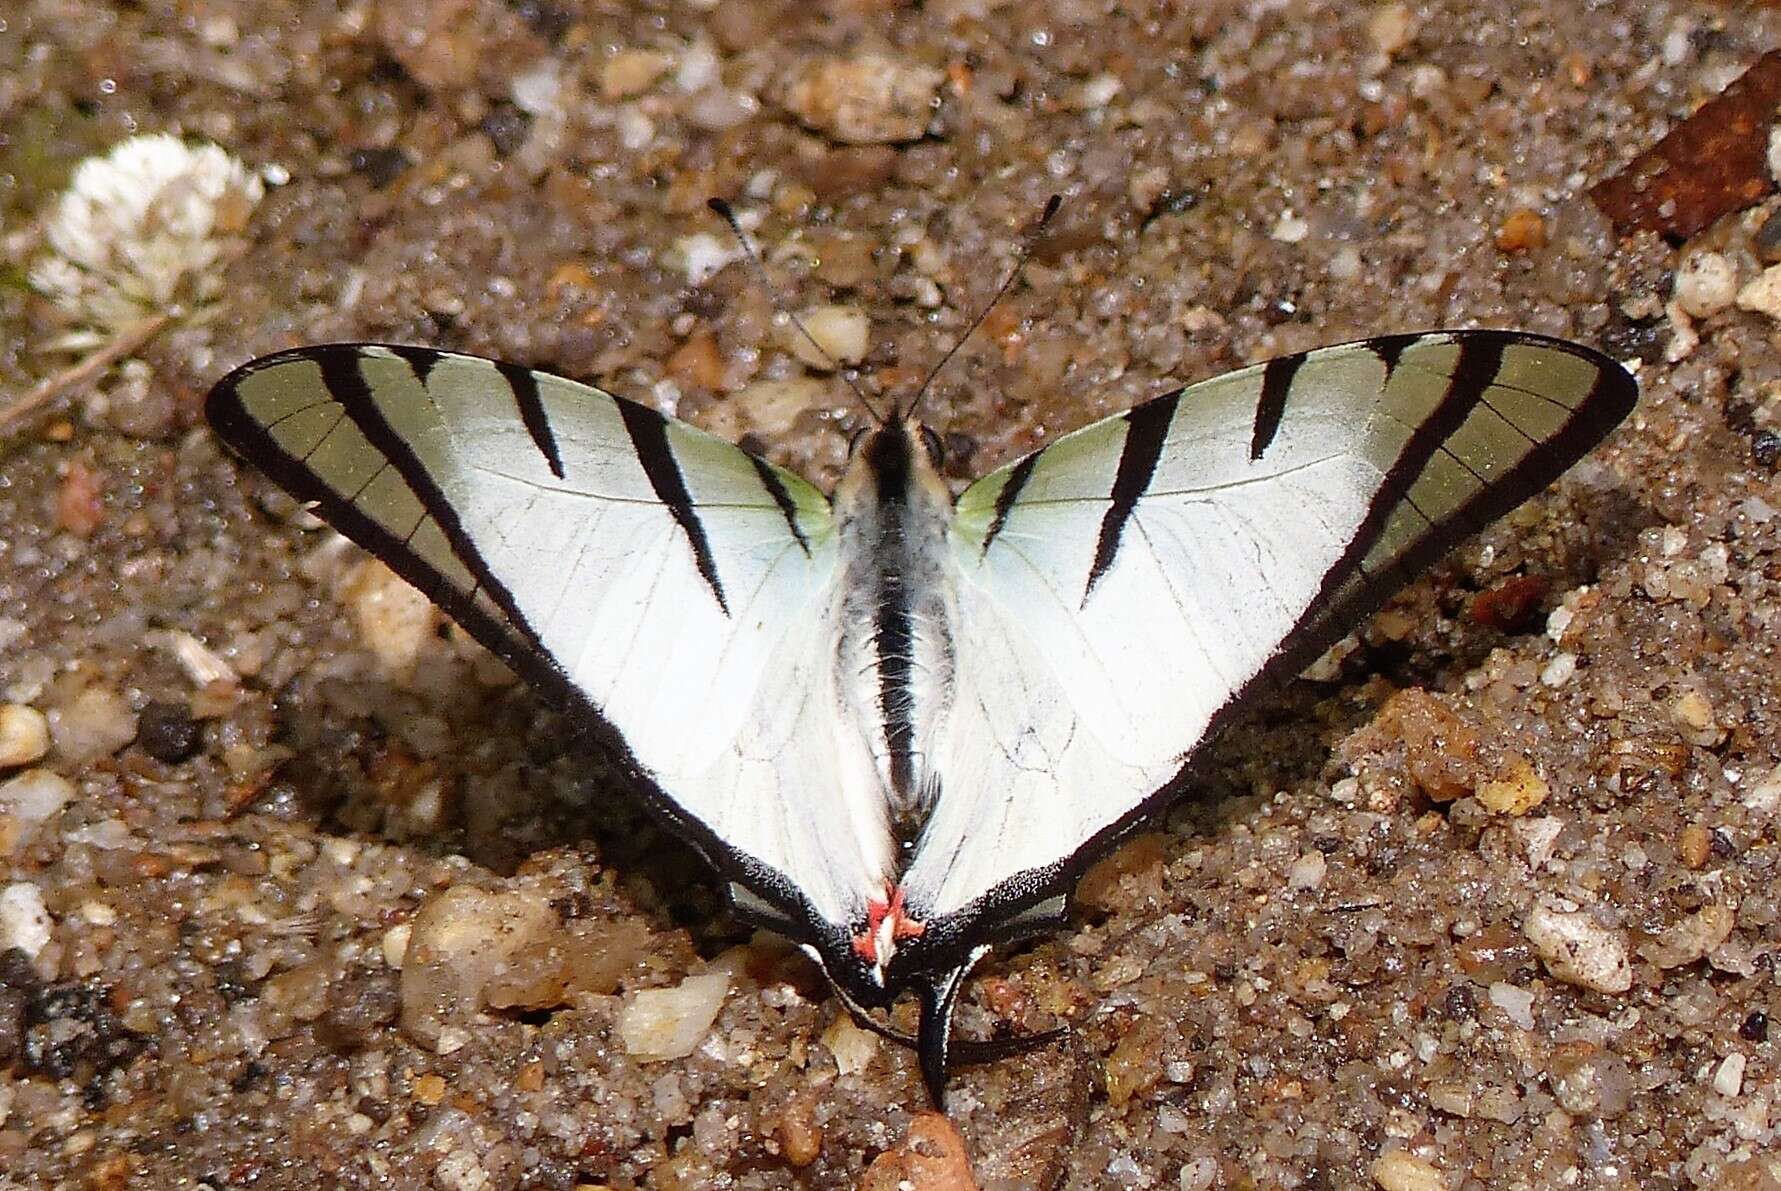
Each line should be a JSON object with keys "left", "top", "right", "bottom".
{"left": 674, "top": 37, "right": 719, "bottom": 92}
{"left": 1736, "top": 264, "right": 1781, "bottom": 320}
{"left": 56, "top": 461, "right": 105, "bottom": 537}
{"left": 150, "top": 629, "right": 237, "bottom": 688}
{"left": 1640, "top": 904, "right": 1735, "bottom": 969}
{"left": 1495, "top": 208, "right": 1548, "bottom": 253}
{"left": 1106, "top": 1018, "right": 1165, "bottom": 1106}
{"left": 1178, "top": 1156, "right": 1218, "bottom": 1190}
{"left": 1677, "top": 821, "right": 1712, "bottom": 869}
{"left": 1713, "top": 1052, "right": 1746, "bottom": 1098}
{"left": 512, "top": 59, "right": 559, "bottom": 118}
{"left": 1074, "top": 72, "right": 1123, "bottom": 109}
{"left": 781, "top": 305, "right": 870, "bottom": 370}
{"left": 1741, "top": 763, "right": 1781, "bottom": 816}
{"left": 1286, "top": 850, "right": 1327, "bottom": 891}
{"left": 1540, "top": 652, "right": 1577, "bottom": 687}
{"left": 1755, "top": 207, "right": 1781, "bottom": 263}
{"left": 1523, "top": 905, "right": 1633, "bottom": 993}
{"left": 1669, "top": 689, "right": 1724, "bottom": 746}
{"left": 774, "top": 1093, "right": 823, "bottom": 1167}
{"left": 48, "top": 686, "right": 138, "bottom": 763}
{"left": 399, "top": 885, "right": 557, "bottom": 1046}
{"left": 820, "top": 1013, "right": 879, "bottom": 1077}
{"left": 1371, "top": 1150, "right": 1446, "bottom": 1191}
{"left": 1477, "top": 759, "right": 1550, "bottom": 816}
{"left": 344, "top": 558, "right": 441, "bottom": 676}
{"left": 601, "top": 49, "right": 672, "bottom": 100}
{"left": 667, "top": 329, "right": 726, "bottom": 391}
{"left": 672, "top": 231, "right": 743, "bottom": 285}
{"left": 732, "top": 376, "right": 827, "bottom": 438}
{"left": 617, "top": 971, "right": 730, "bottom": 1061}
{"left": 859, "top": 1113, "right": 977, "bottom": 1191}
{"left": 1548, "top": 1042, "right": 1633, "bottom": 1118}
{"left": 1427, "top": 1082, "right": 1473, "bottom": 1117}
{"left": 137, "top": 701, "right": 202, "bottom": 764}
{"left": 1673, "top": 251, "right": 1738, "bottom": 318}
{"left": 0, "top": 883, "right": 53, "bottom": 960}
{"left": 1512, "top": 816, "right": 1564, "bottom": 870}
{"left": 1368, "top": 3, "right": 1416, "bottom": 54}
{"left": 1301, "top": 634, "right": 1358, "bottom": 682}
{"left": 1272, "top": 209, "right": 1310, "bottom": 243}
{"left": 0, "top": 705, "right": 50, "bottom": 768}
{"left": 383, "top": 923, "right": 412, "bottom": 969}
{"left": 782, "top": 54, "right": 945, "bottom": 145}
{"left": 1489, "top": 981, "right": 1537, "bottom": 1029}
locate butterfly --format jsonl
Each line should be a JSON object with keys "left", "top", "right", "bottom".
{"left": 206, "top": 325, "right": 1635, "bottom": 1103}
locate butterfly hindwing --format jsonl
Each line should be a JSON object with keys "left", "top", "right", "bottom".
{"left": 910, "top": 331, "right": 1636, "bottom": 941}
{"left": 206, "top": 345, "right": 895, "bottom": 951}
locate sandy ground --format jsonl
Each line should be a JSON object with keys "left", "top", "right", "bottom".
{"left": 3, "top": 1, "right": 1781, "bottom": 1187}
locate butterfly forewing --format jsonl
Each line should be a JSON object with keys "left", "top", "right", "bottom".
{"left": 208, "top": 345, "right": 898, "bottom": 944}
{"left": 910, "top": 331, "right": 1635, "bottom": 933}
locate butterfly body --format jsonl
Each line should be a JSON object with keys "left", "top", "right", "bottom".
{"left": 207, "top": 330, "right": 1636, "bottom": 1104}
{"left": 831, "top": 421, "right": 956, "bottom": 836}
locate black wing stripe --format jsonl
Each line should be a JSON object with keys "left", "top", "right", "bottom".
{"left": 313, "top": 350, "right": 548, "bottom": 650}
{"left": 980, "top": 450, "right": 1040, "bottom": 556}
{"left": 614, "top": 398, "right": 731, "bottom": 616}
{"left": 1302, "top": 335, "right": 1506, "bottom": 619}
{"left": 1083, "top": 389, "right": 1180, "bottom": 603}
{"left": 495, "top": 361, "right": 567, "bottom": 480}
{"left": 1249, "top": 353, "right": 1303, "bottom": 460}
{"left": 386, "top": 344, "right": 443, "bottom": 387}
{"left": 1368, "top": 332, "right": 1419, "bottom": 374}
{"left": 749, "top": 455, "right": 811, "bottom": 556}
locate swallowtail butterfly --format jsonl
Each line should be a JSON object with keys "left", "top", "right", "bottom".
{"left": 208, "top": 322, "right": 1634, "bottom": 1102}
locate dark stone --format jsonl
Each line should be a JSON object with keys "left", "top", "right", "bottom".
{"left": 20, "top": 976, "right": 148, "bottom": 1088}
{"left": 482, "top": 103, "right": 532, "bottom": 157}
{"left": 349, "top": 146, "right": 413, "bottom": 189}
{"left": 1598, "top": 309, "right": 1666, "bottom": 364}
{"left": 0, "top": 985, "right": 25, "bottom": 1068}
{"left": 138, "top": 700, "right": 202, "bottom": 764}
{"left": 1443, "top": 982, "right": 1477, "bottom": 1021}
{"left": 317, "top": 970, "right": 402, "bottom": 1052}
{"left": 1756, "top": 207, "right": 1781, "bottom": 264}
{"left": 511, "top": 0, "right": 572, "bottom": 43}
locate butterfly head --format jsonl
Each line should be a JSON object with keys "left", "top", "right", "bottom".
{"left": 836, "top": 417, "right": 952, "bottom": 512}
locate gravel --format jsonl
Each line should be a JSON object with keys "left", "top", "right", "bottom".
{"left": 4, "top": 0, "right": 1781, "bottom": 1186}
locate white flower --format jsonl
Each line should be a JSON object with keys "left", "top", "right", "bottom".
{"left": 30, "top": 133, "right": 265, "bottom": 349}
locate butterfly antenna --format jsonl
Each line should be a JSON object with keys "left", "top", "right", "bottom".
{"left": 901, "top": 193, "right": 1062, "bottom": 423}
{"left": 706, "top": 197, "right": 888, "bottom": 427}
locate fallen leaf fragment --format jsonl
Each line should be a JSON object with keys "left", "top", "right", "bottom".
{"left": 1589, "top": 50, "right": 1781, "bottom": 239}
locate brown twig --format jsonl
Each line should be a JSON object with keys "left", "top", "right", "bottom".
{"left": 0, "top": 313, "right": 172, "bottom": 435}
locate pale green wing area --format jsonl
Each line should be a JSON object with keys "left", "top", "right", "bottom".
{"left": 208, "top": 345, "right": 899, "bottom": 935}
{"left": 917, "top": 331, "right": 1635, "bottom": 923}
